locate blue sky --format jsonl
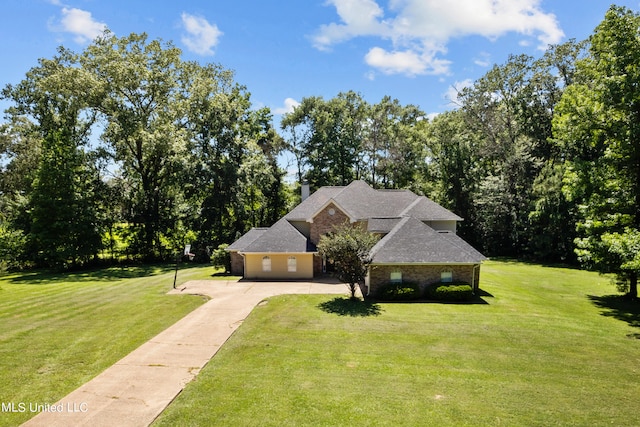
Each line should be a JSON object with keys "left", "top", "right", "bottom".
{"left": 2, "top": 1, "right": 640, "bottom": 120}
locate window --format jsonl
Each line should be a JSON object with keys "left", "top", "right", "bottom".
{"left": 262, "top": 256, "right": 271, "bottom": 272}
{"left": 390, "top": 271, "right": 402, "bottom": 284}
{"left": 288, "top": 256, "right": 297, "bottom": 272}
{"left": 441, "top": 271, "right": 453, "bottom": 283}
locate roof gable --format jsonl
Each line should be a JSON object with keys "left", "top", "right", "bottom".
{"left": 284, "top": 186, "right": 345, "bottom": 221}
{"left": 370, "top": 217, "right": 485, "bottom": 264}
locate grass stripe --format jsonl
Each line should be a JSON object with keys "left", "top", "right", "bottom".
{"left": 0, "top": 264, "right": 218, "bottom": 427}
{"left": 154, "top": 261, "right": 640, "bottom": 427}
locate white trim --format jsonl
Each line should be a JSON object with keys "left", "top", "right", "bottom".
{"left": 262, "top": 255, "right": 272, "bottom": 272}
{"left": 287, "top": 256, "right": 297, "bottom": 272}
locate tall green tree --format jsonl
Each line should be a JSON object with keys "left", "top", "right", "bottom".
{"left": 182, "top": 63, "right": 280, "bottom": 248}
{"left": 553, "top": 6, "right": 640, "bottom": 298}
{"left": 2, "top": 49, "right": 104, "bottom": 267}
{"left": 282, "top": 93, "right": 425, "bottom": 191}
{"left": 458, "top": 54, "right": 543, "bottom": 256}
{"left": 526, "top": 41, "right": 586, "bottom": 263}
{"left": 244, "top": 107, "right": 288, "bottom": 227}
{"left": 281, "top": 91, "right": 366, "bottom": 189}
{"left": 363, "top": 96, "right": 426, "bottom": 190}
{"left": 80, "top": 32, "right": 188, "bottom": 260}
{"left": 424, "top": 110, "right": 479, "bottom": 245}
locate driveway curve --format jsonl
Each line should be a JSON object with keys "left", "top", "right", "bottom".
{"left": 22, "top": 278, "right": 350, "bottom": 427}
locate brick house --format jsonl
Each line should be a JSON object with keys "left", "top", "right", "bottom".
{"left": 227, "top": 180, "right": 486, "bottom": 296}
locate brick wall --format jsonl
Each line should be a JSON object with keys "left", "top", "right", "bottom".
{"left": 230, "top": 252, "right": 244, "bottom": 276}
{"left": 309, "top": 203, "right": 351, "bottom": 245}
{"left": 367, "top": 264, "right": 481, "bottom": 296}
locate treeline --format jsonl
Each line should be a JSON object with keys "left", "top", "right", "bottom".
{"left": 282, "top": 5, "right": 639, "bottom": 296}
{"left": 281, "top": 44, "right": 584, "bottom": 263}
{"left": 0, "top": 32, "right": 289, "bottom": 268}
{"left": 1, "top": 7, "right": 639, "bottom": 296}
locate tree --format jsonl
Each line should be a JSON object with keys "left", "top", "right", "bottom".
{"left": 527, "top": 162, "right": 577, "bottom": 263}
{"left": 423, "top": 110, "right": 479, "bottom": 245}
{"left": 80, "top": 32, "right": 188, "bottom": 260}
{"left": 0, "top": 212, "right": 26, "bottom": 271}
{"left": 181, "top": 62, "right": 279, "bottom": 251}
{"left": 281, "top": 92, "right": 366, "bottom": 188}
{"left": 553, "top": 6, "right": 640, "bottom": 298}
{"left": 363, "top": 96, "right": 426, "bottom": 190}
{"left": 451, "top": 44, "right": 584, "bottom": 260}
{"left": 210, "top": 243, "right": 231, "bottom": 273}
{"left": 317, "top": 223, "right": 379, "bottom": 300}
{"left": 458, "top": 55, "right": 544, "bottom": 256}
{"left": 2, "top": 48, "right": 104, "bottom": 267}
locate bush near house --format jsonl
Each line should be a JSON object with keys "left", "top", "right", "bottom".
{"left": 377, "top": 281, "right": 421, "bottom": 301}
{"left": 426, "top": 282, "right": 474, "bottom": 302}
{"left": 211, "top": 244, "right": 231, "bottom": 273}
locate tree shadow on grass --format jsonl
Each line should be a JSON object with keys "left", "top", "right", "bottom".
{"left": 4, "top": 263, "right": 199, "bottom": 285}
{"left": 588, "top": 295, "right": 640, "bottom": 336}
{"left": 318, "top": 297, "right": 383, "bottom": 317}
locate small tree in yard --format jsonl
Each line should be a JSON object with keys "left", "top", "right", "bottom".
{"left": 317, "top": 223, "right": 379, "bottom": 300}
{"left": 211, "top": 244, "right": 231, "bottom": 273}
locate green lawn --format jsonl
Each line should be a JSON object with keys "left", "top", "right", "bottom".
{"left": 0, "top": 263, "right": 220, "bottom": 427}
{"left": 154, "top": 261, "right": 640, "bottom": 427}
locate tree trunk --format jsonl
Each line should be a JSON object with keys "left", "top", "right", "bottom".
{"left": 628, "top": 271, "right": 638, "bottom": 301}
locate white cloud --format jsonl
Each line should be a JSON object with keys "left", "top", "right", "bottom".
{"left": 274, "top": 97, "right": 300, "bottom": 115}
{"left": 474, "top": 52, "right": 492, "bottom": 68}
{"left": 52, "top": 7, "right": 107, "bottom": 44}
{"left": 181, "top": 13, "right": 223, "bottom": 56}
{"left": 314, "top": 0, "right": 564, "bottom": 76}
{"left": 313, "top": 0, "right": 389, "bottom": 50}
{"left": 365, "top": 47, "right": 450, "bottom": 76}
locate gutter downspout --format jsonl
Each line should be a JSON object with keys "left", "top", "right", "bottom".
{"left": 238, "top": 251, "right": 246, "bottom": 278}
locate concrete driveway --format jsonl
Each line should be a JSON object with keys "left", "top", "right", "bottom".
{"left": 22, "top": 279, "right": 350, "bottom": 427}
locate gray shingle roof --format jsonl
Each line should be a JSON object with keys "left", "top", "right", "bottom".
{"left": 226, "top": 228, "right": 269, "bottom": 251}
{"left": 400, "top": 197, "right": 463, "bottom": 221}
{"left": 367, "top": 217, "right": 402, "bottom": 233}
{"left": 227, "top": 181, "right": 482, "bottom": 263}
{"left": 284, "top": 186, "right": 345, "bottom": 220}
{"left": 241, "top": 218, "right": 315, "bottom": 253}
{"left": 284, "top": 180, "right": 459, "bottom": 221}
{"left": 370, "top": 217, "right": 485, "bottom": 264}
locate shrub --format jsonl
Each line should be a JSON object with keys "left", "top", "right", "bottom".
{"left": 426, "top": 282, "right": 474, "bottom": 302}
{"left": 211, "top": 244, "right": 231, "bottom": 273}
{"left": 377, "top": 282, "right": 421, "bottom": 301}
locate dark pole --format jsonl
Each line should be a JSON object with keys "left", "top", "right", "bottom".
{"left": 173, "top": 251, "right": 180, "bottom": 289}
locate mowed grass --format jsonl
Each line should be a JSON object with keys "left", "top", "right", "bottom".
{"left": 0, "top": 264, "right": 220, "bottom": 427}
{"left": 155, "top": 261, "right": 640, "bottom": 427}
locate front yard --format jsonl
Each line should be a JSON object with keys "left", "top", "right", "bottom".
{"left": 2, "top": 261, "right": 639, "bottom": 426}
{"left": 154, "top": 261, "right": 640, "bottom": 426}
{"left": 0, "top": 264, "right": 214, "bottom": 427}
